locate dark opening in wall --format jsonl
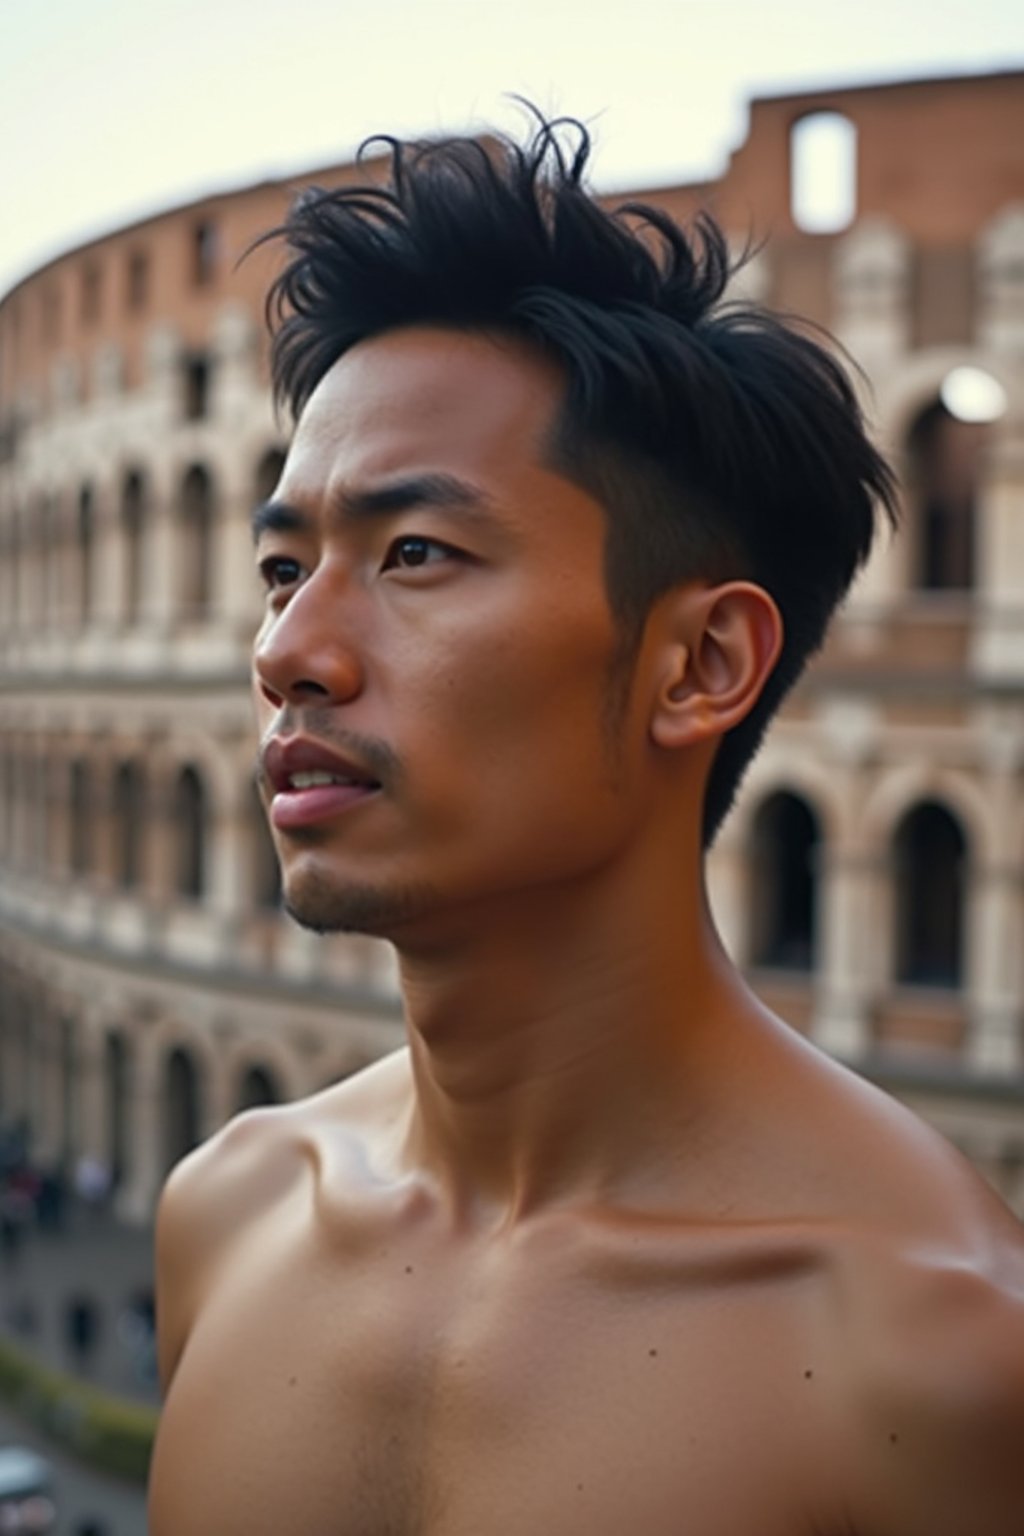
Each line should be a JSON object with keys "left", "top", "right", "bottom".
{"left": 174, "top": 765, "right": 207, "bottom": 899}
{"left": 237, "top": 1065, "right": 280, "bottom": 1111}
{"left": 179, "top": 464, "right": 214, "bottom": 618}
{"left": 77, "top": 484, "right": 94, "bottom": 624}
{"left": 69, "top": 759, "right": 92, "bottom": 876}
{"left": 126, "top": 249, "right": 149, "bottom": 313}
{"left": 113, "top": 761, "right": 144, "bottom": 889}
{"left": 183, "top": 353, "right": 211, "bottom": 421}
{"left": 191, "top": 220, "right": 218, "bottom": 286}
{"left": 165, "top": 1048, "right": 201, "bottom": 1171}
{"left": 121, "top": 469, "right": 146, "bottom": 624}
{"left": 905, "top": 396, "right": 987, "bottom": 592}
{"left": 105, "top": 1034, "right": 129, "bottom": 1186}
{"left": 751, "top": 791, "right": 821, "bottom": 970}
{"left": 80, "top": 263, "right": 101, "bottom": 326}
{"left": 894, "top": 800, "right": 966, "bottom": 988}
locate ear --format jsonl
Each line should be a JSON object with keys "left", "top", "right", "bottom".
{"left": 649, "top": 581, "right": 783, "bottom": 752}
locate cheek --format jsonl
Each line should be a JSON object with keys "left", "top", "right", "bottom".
{"left": 409, "top": 616, "right": 626, "bottom": 834}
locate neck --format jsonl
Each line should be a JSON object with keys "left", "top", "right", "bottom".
{"left": 395, "top": 843, "right": 753, "bottom": 1224}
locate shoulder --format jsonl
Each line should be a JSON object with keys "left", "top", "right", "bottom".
{"left": 837, "top": 1203, "right": 1024, "bottom": 1535}
{"left": 154, "top": 1047, "right": 410, "bottom": 1388}
{"left": 752, "top": 1025, "right": 1024, "bottom": 1530}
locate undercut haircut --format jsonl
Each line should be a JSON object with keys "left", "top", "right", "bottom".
{"left": 263, "top": 108, "right": 898, "bottom": 845}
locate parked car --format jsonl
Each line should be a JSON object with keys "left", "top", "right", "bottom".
{"left": 0, "top": 1446, "right": 56, "bottom": 1532}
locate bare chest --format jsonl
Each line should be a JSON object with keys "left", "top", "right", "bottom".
{"left": 150, "top": 1219, "right": 839, "bottom": 1536}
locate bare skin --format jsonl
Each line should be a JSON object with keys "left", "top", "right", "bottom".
{"left": 149, "top": 328, "right": 1024, "bottom": 1535}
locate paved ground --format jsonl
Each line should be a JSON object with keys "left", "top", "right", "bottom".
{"left": 0, "top": 1396, "right": 148, "bottom": 1535}
{"left": 0, "top": 1202, "right": 155, "bottom": 1531}
{"left": 0, "top": 1203, "right": 158, "bottom": 1406}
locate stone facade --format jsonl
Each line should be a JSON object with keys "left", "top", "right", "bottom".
{"left": 2, "top": 69, "right": 1023, "bottom": 1222}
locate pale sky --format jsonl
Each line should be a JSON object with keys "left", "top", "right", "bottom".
{"left": 3, "top": 0, "right": 1023, "bottom": 295}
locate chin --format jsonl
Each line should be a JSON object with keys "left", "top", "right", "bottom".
{"left": 282, "top": 868, "right": 440, "bottom": 938}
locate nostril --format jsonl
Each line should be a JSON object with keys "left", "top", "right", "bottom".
{"left": 257, "top": 680, "right": 285, "bottom": 709}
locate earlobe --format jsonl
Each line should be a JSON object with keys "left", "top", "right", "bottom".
{"left": 650, "top": 582, "right": 782, "bottom": 752}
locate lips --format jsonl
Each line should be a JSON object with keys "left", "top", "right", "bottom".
{"left": 262, "top": 736, "right": 382, "bottom": 830}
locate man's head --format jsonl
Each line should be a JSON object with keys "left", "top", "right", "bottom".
{"left": 262, "top": 112, "right": 896, "bottom": 849}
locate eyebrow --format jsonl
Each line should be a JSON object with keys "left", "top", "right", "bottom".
{"left": 250, "top": 472, "right": 492, "bottom": 544}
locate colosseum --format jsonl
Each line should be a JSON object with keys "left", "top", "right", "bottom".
{"left": 2, "top": 67, "right": 1023, "bottom": 1222}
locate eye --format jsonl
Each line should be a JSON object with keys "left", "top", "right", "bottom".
{"left": 257, "top": 554, "right": 304, "bottom": 591}
{"left": 382, "top": 535, "right": 458, "bottom": 571}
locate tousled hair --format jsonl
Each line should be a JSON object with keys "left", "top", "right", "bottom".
{"left": 263, "top": 109, "right": 899, "bottom": 844}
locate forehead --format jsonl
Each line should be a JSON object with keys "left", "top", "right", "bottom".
{"left": 287, "top": 327, "right": 569, "bottom": 494}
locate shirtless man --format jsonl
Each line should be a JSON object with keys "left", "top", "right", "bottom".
{"left": 149, "top": 116, "right": 1024, "bottom": 1535}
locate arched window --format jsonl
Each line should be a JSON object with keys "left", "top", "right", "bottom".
{"left": 253, "top": 447, "right": 287, "bottom": 507}
{"left": 905, "top": 393, "right": 990, "bottom": 593}
{"left": 749, "top": 792, "right": 821, "bottom": 970}
{"left": 69, "top": 758, "right": 92, "bottom": 876}
{"left": 174, "top": 765, "right": 207, "bottom": 899}
{"left": 165, "top": 1047, "right": 201, "bottom": 1171}
{"left": 113, "top": 761, "right": 145, "bottom": 889}
{"left": 105, "top": 1033, "right": 129, "bottom": 1187}
{"left": 894, "top": 801, "right": 967, "bottom": 988}
{"left": 790, "top": 112, "right": 857, "bottom": 234}
{"left": 77, "top": 484, "right": 94, "bottom": 624}
{"left": 236, "top": 1064, "right": 280, "bottom": 1112}
{"left": 121, "top": 469, "right": 147, "bottom": 625}
{"left": 179, "top": 465, "right": 214, "bottom": 620}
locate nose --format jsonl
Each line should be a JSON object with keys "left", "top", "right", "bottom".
{"left": 253, "top": 570, "right": 365, "bottom": 710}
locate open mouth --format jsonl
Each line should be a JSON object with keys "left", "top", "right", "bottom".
{"left": 271, "top": 771, "right": 382, "bottom": 830}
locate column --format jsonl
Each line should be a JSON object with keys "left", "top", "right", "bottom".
{"left": 70, "top": 1015, "right": 106, "bottom": 1164}
{"left": 92, "top": 476, "right": 128, "bottom": 636}
{"left": 966, "top": 860, "right": 1024, "bottom": 1075}
{"left": 116, "top": 1032, "right": 164, "bottom": 1226}
{"left": 814, "top": 848, "right": 881, "bottom": 1060}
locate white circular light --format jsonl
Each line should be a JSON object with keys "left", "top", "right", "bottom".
{"left": 940, "top": 366, "right": 1008, "bottom": 424}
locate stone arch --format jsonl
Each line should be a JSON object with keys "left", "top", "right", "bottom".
{"left": 877, "top": 350, "right": 1018, "bottom": 459}
{"left": 222, "top": 1035, "right": 305, "bottom": 1112}
{"left": 157, "top": 731, "right": 241, "bottom": 822}
{"left": 235, "top": 1063, "right": 281, "bottom": 1110}
{"left": 730, "top": 757, "right": 846, "bottom": 850}
{"left": 859, "top": 763, "right": 997, "bottom": 869}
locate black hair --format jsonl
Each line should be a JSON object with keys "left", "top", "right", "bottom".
{"left": 264, "top": 109, "right": 898, "bottom": 845}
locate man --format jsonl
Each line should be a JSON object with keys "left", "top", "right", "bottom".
{"left": 149, "top": 116, "right": 1024, "bottom": 1534}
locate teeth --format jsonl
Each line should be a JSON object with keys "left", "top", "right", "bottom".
{"left": 288, "top": 770, "right": 354, "bottom": 789}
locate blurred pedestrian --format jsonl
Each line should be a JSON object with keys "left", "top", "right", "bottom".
{"left": 64, "top": 1293, "right": 101, "bottom": 1373}
{"left": 73, "top": 1153, "right": 111, "bottom": 1218}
